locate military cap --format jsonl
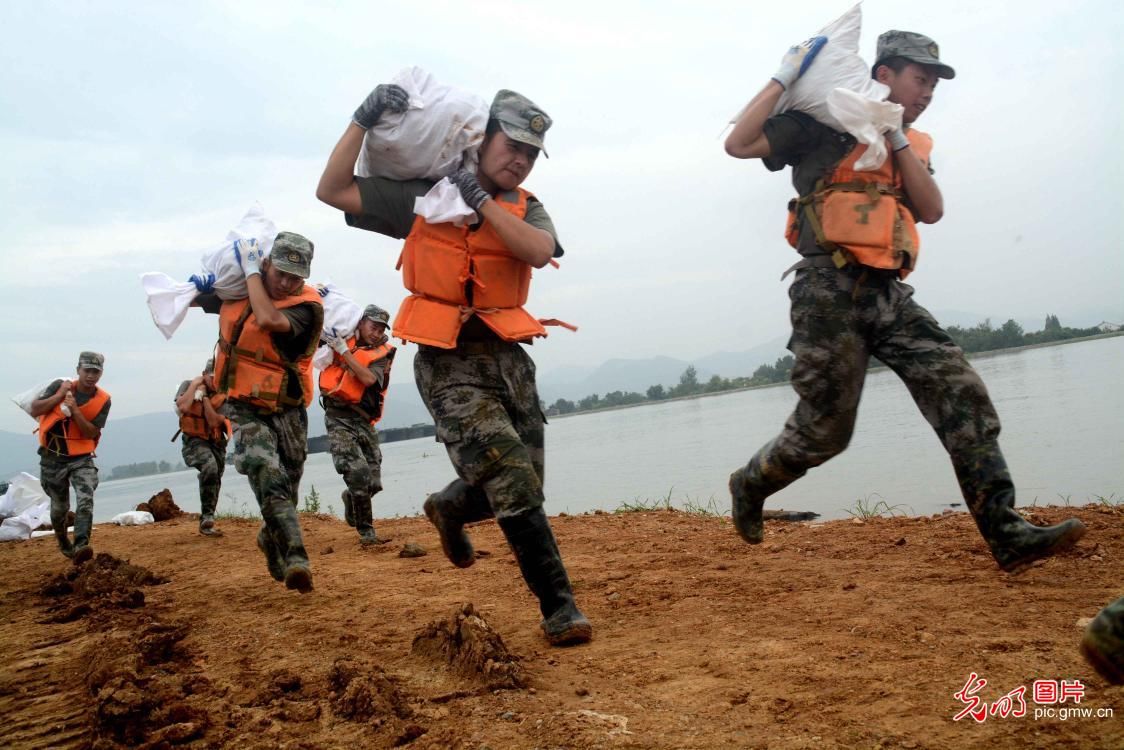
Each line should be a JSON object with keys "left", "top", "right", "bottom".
{"left": 78, "top": 351, "right": 104, "bottom": 371}
{"left": 490, "top": 89, "right": 552, "bottom": 157}
{"left": 361, "top": 304, "right": 391, "bottom": 327}
{"left": 875, "top": 30, "right": 955, "bottom": 80}
{"left": 270, "top": 231, "right": 314, "bottom": 279}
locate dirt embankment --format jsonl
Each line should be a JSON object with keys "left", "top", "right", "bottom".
{"left": 1, "top": 505, "right": 1121, "bottom": 749}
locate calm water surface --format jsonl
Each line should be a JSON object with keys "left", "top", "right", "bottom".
{"left": 90, "top": 337, "right": 1124, "bottom": 523}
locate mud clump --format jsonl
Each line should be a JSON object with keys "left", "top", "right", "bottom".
{"left": 328, "top": 658, "right": 414, "bottom": 722}
{"left": 136, "top": 488, "right": 183, "bottom": 521}
{"left": 40, "top": 553, "right": 166, "bottom": 621}
{"left": 411, "top": 603, "right": 527, "bottom": 689}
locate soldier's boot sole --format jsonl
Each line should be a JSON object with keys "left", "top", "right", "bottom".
{"left": 284, "top": 563, "right": 314, "bottom": 594}
{"left": 256, "top": 526, "right": 286, "bottom": 582}
{"left": 423, "top": 494, "right": 475, "bottom": 568}
{"left": 542, "top": 605, "right": 593, "bottom": 647}
{"left": 729, "top": 467, "right": 765, "bottom": 545}
{"left": 994, "top": 518, "right": 1087, "bottom": 574}
{"left": 72, "top": 545, "right": 94, "bottom": 566}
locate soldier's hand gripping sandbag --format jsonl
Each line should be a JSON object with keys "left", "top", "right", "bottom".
{"left": 353, "top": 83, "right": 410, "bottom": 130}
{"left": 448, "top": 168, "right": 490, "bottom": 212}
{"left": 233, "top": 238, "right": 266, "bottom": 278}
{"left": 323, "top": 327, "right": 350, "bottom": 355}
{"left": 772, "top": 36, "right": 828, "bottom": 91}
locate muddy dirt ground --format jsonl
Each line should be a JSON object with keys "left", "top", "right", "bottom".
{"left": 1, "top": 504, "right": 1121, "bottom": 749}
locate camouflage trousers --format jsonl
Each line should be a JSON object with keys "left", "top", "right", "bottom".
{"left": 181, "top": 435, "right": 227, "bottom": 517}
{"left": 415, "top": 342, "right": 545, "bottom": 520}
{"left": 743, "top": 267, "right": 1007, "bottom": 518}
{"left": 40, "top": 453, "right": 98, "bottom": 553}
{"left": 325, "top": 412, "right": 382, "bottom": 530}
{"left": 226, "top": 402, "right": 309, "bottom": 568}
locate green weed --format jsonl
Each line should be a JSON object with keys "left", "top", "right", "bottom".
{"left": 843, "top": 493, "right": 914, "bottom": 519}
{"left": 301, "top": 485, "right": 321, "bottom": 514}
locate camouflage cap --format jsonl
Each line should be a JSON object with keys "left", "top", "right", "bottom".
{"left": 269, "top": 231, "right": 314, "bottom": 279}
{"left": 875, "top": 30, "right": 955, "bottom": 80}
{"left": 78, "top": 351, "right": 104, "bottom": 371}
{"left": 361, "top": 304, "right": 391, "bottom": 327}
{"left": 490, "top": 89, "right": 552, "bottom": 158}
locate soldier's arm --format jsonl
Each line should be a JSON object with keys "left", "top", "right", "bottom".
{"left": 65, "top": 394, "right": 101, "bottom": 440}
{"left": 200, "top": 395, "right": 225, "bottom": 431}
{"left": 29, "top": 380, "right": 67, "bottom": 418}
{"left": 245, "top": 273, "right": 292, "bottom": 333}
{"left": 340, "top": 350, "right": 378, "bottom": 387}
{"left": 175, "top": 377, "right": 204, "bottom": 415}
{"left": 724, "top": 80, "right": 784, "bottom": 159}
{"left": 478, "top": 200, "right": 555, "bottom": 269}
{"left": 316, "top": 124, "right": 365, "bottom": 215}
{"left": 895, "top": 147, "right": 943, "bottom": 223}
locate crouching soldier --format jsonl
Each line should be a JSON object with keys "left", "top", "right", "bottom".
{"left": 29, "top": 352, "right": 112, "bottom": 563}
{"left": 320, "top": 304, "right": 396, "bottom": 546}
{"left": 209, "top": 233, "right": 324, "bottom": 593}
{"left": 174, "top": 359, "right": 231, "bottom": 536}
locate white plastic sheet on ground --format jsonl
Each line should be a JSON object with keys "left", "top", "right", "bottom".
{"left": 0, "top": 473, "right": 51, "bottom": 542}
{"left": 729, "top": 3, "right": 901, "bottom": 171}
{"left": 355, "top": 66, "right": 488, "bottom": 225}
{"left": 11, "top": 376, "right": 71, "bottom": 416}
{"left": 311, "top": 283, "right": 364, "bottom": 371}
{"left": 141, "top": 203, "right": 279, "bottom": 339}
{"left": 111, "top": 510, "right": 155, "bottom": 526}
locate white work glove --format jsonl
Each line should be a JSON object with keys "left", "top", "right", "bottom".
{"left": 193, "top": 387, "right": 206, "bottom": 402}
{"left": 772, "top": 36, "right": 828, "bottom": 91}
{"left": 885, "top": 128, "right": 910, "bottom": 152}
{"left": 234, "top": 238, "right": 266, "bottom": 278}
{"left": 323, "top": 328, "right": 350, "bottom": 355}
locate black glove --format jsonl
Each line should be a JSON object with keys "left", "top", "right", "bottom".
{"left": 448, "top": 169, "right": 490, "bottom": 212}
{"left": 352, "top": 84, "right": 409, "bottom": 130}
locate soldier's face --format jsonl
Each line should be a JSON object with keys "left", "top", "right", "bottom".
{"left": 75, "top": 367, "right": 102, "bottom": 390}
{"left": 262, "top": 261, "right": 304, "bottom": 299}
{"left": 358, "top": 319, "right": 388, "bottom": 347}
{"left": 478, "top": 133, "right": 538, "bottom": 191}
{"left": 878, "top": 62, "right": 938, "bottom": 124}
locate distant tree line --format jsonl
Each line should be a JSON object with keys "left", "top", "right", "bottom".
{"left": 109, "top": 460, "right": 186, "bottom": 480}
{"left": 944, "top": 315, "right": 1102, "bottom": 354}
{"left": 308, "top": 423, "right": 436, "bottom": 454}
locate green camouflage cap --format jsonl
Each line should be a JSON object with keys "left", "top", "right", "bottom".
{"left": 361, "top": 304, "right": 391, "bottom": 327}
{"left": 78, "top": 351, "right": 104, "bottom": 371}
{"left": 875, "top": 30, "right": 955, "bottom": 80}
{"left": 490, "top": 89, "right": 552, "bottom": 158}
{"left": 269, "top": 231, "right": 314, "bottom": 279}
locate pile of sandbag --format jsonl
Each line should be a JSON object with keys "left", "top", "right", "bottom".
{"left": 140, "top": 202, "right": 279, "bottom": 339}
{"left": 731, "top": 3, "right": 903, "bottom": 171}
{"left": 357, "top": 66, "right": 489, "bottom": 226}
{"left": 0, "top": 473, "right": 52, "bottom": 542}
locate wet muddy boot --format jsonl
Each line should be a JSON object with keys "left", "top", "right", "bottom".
{"left": 256, "top": 524, "right": 286, "bottom": 582}
{"left": 71, "top": 511, "right": 94, "bottom": 565}
{"left": 353, "top": 494, "right": 385, "bottom": 546}
{"left": 270, "top": 504, "right": 313, "bottom": 593}
{"left": 498, "top": 508, "right": 592, "bottom": 646}
{"left": 954, "top": 444, "right": 1086, "bottom": 573}
{"left": 341, "top": 489, "right": 355, "bottom": 527}
{"left": 424, "top": 480, "right": 494, "bottom": 568}
{"left": 199, "top": 514, "right": 219, "bottom": 536}
{"left": 729, "top": 447, "right": 801, "bottom": 545}
{"left": 1082, "top": 597, "right": 1124, "bottom": 685}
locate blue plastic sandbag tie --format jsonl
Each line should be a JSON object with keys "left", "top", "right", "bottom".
{"left": 189, "top": 273, "right": 216, "bottom": 293}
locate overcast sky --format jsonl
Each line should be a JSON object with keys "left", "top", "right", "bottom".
{"left": 2, "top": 0, "right": 1121, "bottom": 432}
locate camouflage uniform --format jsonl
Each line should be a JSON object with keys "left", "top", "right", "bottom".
{"left": 181, "top": 435, "right": 226, "bottom": 520}
{"left": 41, "top": 454, "right": 98, "bottom": 556}
{"left": 732, "top": 32, "right": 1085, "bottom": 572}
{"left": 1083, "top": 596, "right": 1124, "bottom": 684}
{"left": 325, "top": 412, "right": 383, "bottom": 527}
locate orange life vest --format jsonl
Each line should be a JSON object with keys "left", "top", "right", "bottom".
{"left": 786, "top": 129, "right": 933, "bottom": 279}
{"left": 318, "top": 339, "right": 396, "bottom": 424}
{"left": 392, "top": 188, "right": 553, "bottom": 348}
{"left": 179, "top": 390, "right": 231, "bottom": 442}
{"left": 37, "top": 383, "right": 111, "bottom": 457}
{"left": 214, "top": 286, "right": 324, "bottom": 412}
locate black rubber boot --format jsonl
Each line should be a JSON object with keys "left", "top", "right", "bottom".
{"left": 497, "top": 508, "right": 592, "bottom": 646}
{"left": 71, "top": 511, "right": 94, "bottom": 565}
{"left": 1082, "top": 596, "right": 1124, "bottom": 685}
{"left": 341, "top": 489, "right": 355, "bottom": 527}
{"left": 256, "top": 524, "right": 286, "bottom": 582}
{"left": 423, "top": 480, "right": 493, "bottom": 568}
{"left": 954, "top": 444, "right": 1086, "bottom": 573}
{"left": 729, "top": 446, "right": 802, "bottom": 545}
{"left": 352, "top": 493, "right": 385, "bottom": 546}
{"left": 199, "top": 514, "right": 219, "bottom": 536}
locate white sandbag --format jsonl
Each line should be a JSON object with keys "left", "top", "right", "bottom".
{"left": 0, "top": 519, "right": 31, "bottom": 542}
{"left": 312, "top": 283, "right": 364, "bottom": 370}
{"left": 142, "top": 203, "right": 279, "bottom": 339}
{"left": 414, "top": 177, "right": 478, "bottom": 227}
{"left": 11, "top": 377, "right": 71, "bottom": 417}
{"left": 355, "top": 67, "right": 488, "bottom": 183}
{"left": 0, "top": 472, "right": 48, "bottom": 518}
{"left": 826, "top": 88, "right": 903, "bottom": 170}
{"left": 112, "top": 510, "right": 155, "bottom": 526}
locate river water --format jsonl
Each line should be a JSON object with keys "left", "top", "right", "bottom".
{"left": 89, "top": 336, "right": 1124, "bottom": 523}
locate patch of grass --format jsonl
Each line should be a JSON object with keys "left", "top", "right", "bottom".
{"left": 1092, "top": 493, "right": 1122, "bottom": 510}
{"left": 843, "top": 493, "right": 914, "bottom": 520}
{"left": 682, "top": 495, "right": 727, "bottom": 518}
{"left": 615, "top": 486, "right": 676, "bottom": 514}
{"left": 215, "top": 497, "right": 257, "bottom": 520}
{"left": 1057, "top": 493, "right": 1073, "bottom": 507}
{"left": 301, "top": 484, "right": 321, "bottom": 514}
